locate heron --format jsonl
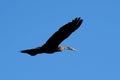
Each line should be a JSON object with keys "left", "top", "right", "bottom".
{"left": 21, "top": 17, "right": 83, "bottom": 56}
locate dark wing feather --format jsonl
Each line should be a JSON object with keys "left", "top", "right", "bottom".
{"left": 42, "top": 17, "right": 83, "bottom": 49}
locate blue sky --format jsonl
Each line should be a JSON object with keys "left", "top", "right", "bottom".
{"left": 0, "top": 0, "right": 120, "bottom": 80}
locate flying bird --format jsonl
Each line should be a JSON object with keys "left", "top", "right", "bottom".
{"left": 21, "top": 17, "right": 83, "bottom": 56}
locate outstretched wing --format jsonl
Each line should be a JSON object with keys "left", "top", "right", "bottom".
{"left": 42, "top": 17, "right": 83, "bottom": 49}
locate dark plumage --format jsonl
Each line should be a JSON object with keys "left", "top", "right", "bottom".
{"left": 21, "top": 17, "right": 83, "bottom": 56}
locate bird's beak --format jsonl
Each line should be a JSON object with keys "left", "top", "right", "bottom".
{"left": 65, "top": 46, "right": 79, "bottom": 52}
{"left": 71, "top": 48, "right": 79, "bottom": 52}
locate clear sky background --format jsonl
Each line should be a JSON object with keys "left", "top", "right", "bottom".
{"left": 0, "top": 0, "right": 120, "bottom": 80}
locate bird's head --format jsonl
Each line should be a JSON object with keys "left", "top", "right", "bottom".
{"left": 57, "top": 46, "right": 65, "bottom": 52}
{"left": 57, "top": 46, "right": 79, "bottom": 52}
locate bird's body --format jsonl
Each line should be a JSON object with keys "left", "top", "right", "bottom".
{"left": 21, "top": 46, "right": 64, "bottom": 56}
{"left": 21, "top": 17, "right": 83, "bottom": 56}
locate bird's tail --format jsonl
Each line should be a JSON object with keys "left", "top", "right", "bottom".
{"left": 21, "top": 48, "right": 40, "bottom": 56}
